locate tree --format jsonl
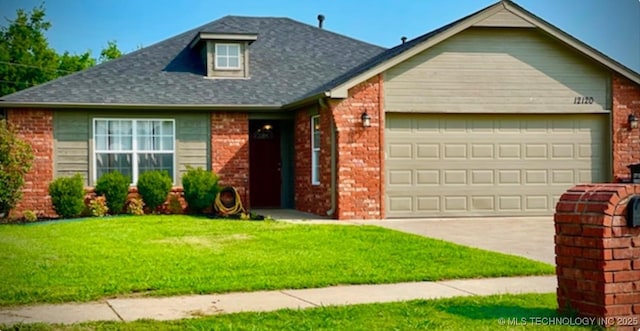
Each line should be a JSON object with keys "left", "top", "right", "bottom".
{"left": 0, "top": 4, "right": 122, "bottom": 96}
{"left": 0, "top": 5, "right": 58, "bottom": 96}
{"left": 58, "top": 51, "right": 96, "bottom": 73}
{"left": 0, "top": 120, "right": 34, "bottom": 218}
{"left": 99, "top": 40, "right": 122, "bottom": 63}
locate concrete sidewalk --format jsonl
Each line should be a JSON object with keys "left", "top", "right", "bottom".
{"left": 0, "top": 275, "right": 556, "bottom": 326}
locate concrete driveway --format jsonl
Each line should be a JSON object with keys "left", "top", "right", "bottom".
{"left": 355, "top": 217, "right": 555, "bottom": 265}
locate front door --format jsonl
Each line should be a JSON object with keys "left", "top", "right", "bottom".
{"left": 249, "top": 120, "right": 281, "bottom": 208}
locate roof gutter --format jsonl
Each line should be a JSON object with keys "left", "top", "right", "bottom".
{"left": 281, "top": 92, "right": 326, "bottom": 110}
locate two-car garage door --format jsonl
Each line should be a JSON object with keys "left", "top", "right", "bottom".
{"left": 385, "top": 113, "right": 609, "bottom": 217}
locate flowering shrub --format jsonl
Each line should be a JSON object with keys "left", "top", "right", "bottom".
{"left": 126, "top": 197, "right": 145, "bottom": 215}
{"left": 89, "top": 195, "right": 109, "bottom": 217}
{"left": 23, "top": 210, "right": 37, "bottom": 222}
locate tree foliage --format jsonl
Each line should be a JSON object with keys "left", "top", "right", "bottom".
{"left": 99, "top": 40, "right": 122, "bottom": 63}
{"left": 0, "top": 4, "right": 122, "bottom": 96}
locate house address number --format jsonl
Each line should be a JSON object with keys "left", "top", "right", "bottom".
{"left": 573, "top": 96, "right": 594, "bottom": 104}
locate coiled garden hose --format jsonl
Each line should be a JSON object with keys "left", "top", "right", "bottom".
{"left": 214, "top": 187, "right": 245, "bottom": 216}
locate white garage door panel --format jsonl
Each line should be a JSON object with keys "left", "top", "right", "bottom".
{"left": 385, "top": 114, "right": 609, "bottom": 217}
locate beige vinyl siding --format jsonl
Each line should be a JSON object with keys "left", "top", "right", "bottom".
{"left": 384, "top": 28, "right": 611, "bottom": 113}
{"left": 175, "top": 113, "right": 210, "bottom": 181}
{"left": 53, "top": 111, "right": 210, "bottom": 186}
{"left": 472, "top": 7, "right": 534, "bottom": 28}
{"left": 53, "top": 112, "right": 90, "bottom": 182}
{"left": 385, "top": 113, "right": 609, "bottom": 218}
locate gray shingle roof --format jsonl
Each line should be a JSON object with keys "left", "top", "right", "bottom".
{"left": 0, "top": 16, "right": 385, "bottom": 107}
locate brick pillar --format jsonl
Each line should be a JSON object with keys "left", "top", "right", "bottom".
{"left": 612, "top": 74, "right": 640, "bottom": 182}
{"left": 328, "top": 75, "right": 384, "bottom": 220}
{"left": 555, "top": 184, "right": 640, "bottom": 330}
{"left": 211, "top": 112, "right": 250, "bottom": 208}
{"left": 7, "top": 109, "right": 55, "bottom": 219}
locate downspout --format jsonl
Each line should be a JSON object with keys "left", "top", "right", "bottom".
{"left": 319, "top": 97, "right": 337, "bottom": 217}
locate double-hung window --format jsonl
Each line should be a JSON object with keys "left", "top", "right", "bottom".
{"left": 311, "top": 115, "right": 320, "bottom": 185}
{"left": 94, "top": 119, "right": 174, "bottom": 184}
{"left": 215, "top": 43, "right": 241, "bottom": 70}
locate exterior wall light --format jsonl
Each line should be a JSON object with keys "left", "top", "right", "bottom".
{"left": 629, "top": 114, "right": 638, "bottom": 129}
{"left": 361, "top": 111, "right": 371, "bottom": 128}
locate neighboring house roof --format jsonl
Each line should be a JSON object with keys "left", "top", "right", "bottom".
{"left": 324, "top": 0, "right": 640, "bottom": 99}
{"left": 0, "top": 16, "right": 384, "bottom": 108}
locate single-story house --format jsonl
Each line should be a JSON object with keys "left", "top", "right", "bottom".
{"left": 2, "top": 0, "right": 639, "bottom": 220}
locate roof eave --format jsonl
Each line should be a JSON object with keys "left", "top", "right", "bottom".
{"left": 0, "top": 101, "right": 283, "bottom": 111}
{"left": 281, "top": 92, "right": 326, "bottom": 110}
{"left": 326, "top": 1, "right": 506, "bottom": 99}
{"left": 189, "top": 32, "right": 259, "bottom": 49}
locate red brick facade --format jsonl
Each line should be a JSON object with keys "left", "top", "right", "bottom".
{"left": 327, "top": 75, "right": 385, "bottom": 219}
{"left": 4, "top": 73, "right": 640, "bottom": 221}
{"left": 555, "top": 184, "right": 640, "bottom": 330}
{"left": 294, "top": 105, "right": 332, "bottom": 216}
{"left": 612, "top": 74, "right": 640, "bottom": 182}
{"left": 7, "top": 109, "right": 55, "bottom": 218}
{"left": 210, "top": 112, "right": 250, "bottom": 208}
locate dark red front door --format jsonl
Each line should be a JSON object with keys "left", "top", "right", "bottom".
{"left": 249, "top": 121, "right": 281, "bottom": 208}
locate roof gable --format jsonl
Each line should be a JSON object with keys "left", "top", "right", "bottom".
{"left": 325, "top": 0, "right": 640, "bottom": 99}
{"left": 472, "top": 5, "right": 534, "bottom": 28}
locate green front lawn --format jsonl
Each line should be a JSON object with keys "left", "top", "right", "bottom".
{"left": 2, "top": 294, "right": 599, "bottom": 331}
{"left": 0, "top": 215, "right": 553, "bottom": 306}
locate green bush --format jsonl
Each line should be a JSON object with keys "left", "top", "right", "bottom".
{"left": 0, "top": 120, "right": 34, "bottom": 218}
{"left": 48, "top": 174, "right": 85, "bottom": 218}
{"left": 95, "top": 171, "right": 130, "bottom": 214}
{"left": 137, "top": 171, "right": 172, "bottom": 212}
{"left": 182, "top": 166, "right": 219, "bottom": 213}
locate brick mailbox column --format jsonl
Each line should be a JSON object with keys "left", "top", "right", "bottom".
{"left": 555, "top": 184, "right": 640, "bottom": 330}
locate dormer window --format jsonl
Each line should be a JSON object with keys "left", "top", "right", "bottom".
{"left": 189, "top": 32, "right": 257, "bottom": 79}
{"left": 215, "top": 43, "right": 241, "bottom": 70}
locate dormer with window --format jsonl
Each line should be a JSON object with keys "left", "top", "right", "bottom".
{"left": 189, "top": 32, "right": 257, "bottom": 79}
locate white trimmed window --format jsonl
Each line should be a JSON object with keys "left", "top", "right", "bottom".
{"left": 311, "top": 115, "right": 320, "bottom": 185}
{"left": 94, "top": 119, "right": 175, "bottom": 184}
{"left": 215, "top": 43, "right": 241, "bottom": 69}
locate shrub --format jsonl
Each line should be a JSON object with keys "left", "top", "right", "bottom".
{"left": 166, "top": 194, "right": 184, "bottom": 214}
{"left": 89, "top": 195, "right": 109, "bottom": 217}
{"left": 126, "top": 196, "right": 145, "bottom": 215}
{"left": 182, "top": 166, "right": 219, "bottom": 214}
{"left": 95, "top": 171, "right": 130, "bottom": 214}
{"left": 48, "top": 174, "right": 85, "bottom": 218}
{"left": 0, "top": 120, "right": 34, "bottom": 218}
{"left": 23, "top": 210, "right": 37, "bottom": 222}
{"left": 137, "top": 170, "right": 172, "bottom": 212}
